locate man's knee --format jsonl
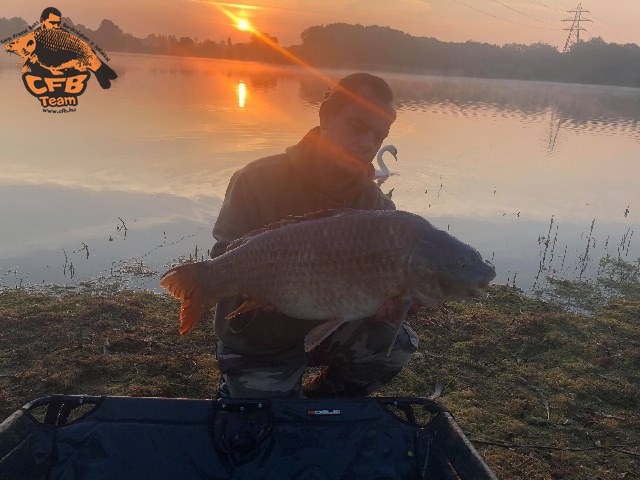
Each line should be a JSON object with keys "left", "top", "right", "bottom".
{"left": 225, "top": 366, "right": 306, "bottom": 398}
{"left": 349, "top": 323, "right": 419, "bottom": 372}
{"left": 304, "top": 323, "right": 419, "bottom": 397}
{"left": 216, "top": 341, "right": 307, "bottom": 398}
{"left": 323, "top": 321, "right": 419, "bottom": 363}
{"left": 389, "top": 323, "right": 420, "bottom": 357}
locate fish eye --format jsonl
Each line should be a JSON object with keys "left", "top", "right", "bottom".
{"left": 455, "top": 258, "right": 470, "bottom": 269}
{"left": 27, "top": 40, "right": 34, "bottom": 47}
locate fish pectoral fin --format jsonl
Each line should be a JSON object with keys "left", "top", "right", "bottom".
{"left": 304, "top": 318, "right": 349, "bottom": 353}
{"left": 385, "top": 295, "right": 415, "bottom": 358}
{"left": 224, "top": 297, "right": 269, "bottom": 320}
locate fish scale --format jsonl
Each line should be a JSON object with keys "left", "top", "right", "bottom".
{"left": 221, "top": 214, "right": 411, "bottom": 317}
{"left": 36, "top": 29, "right": 88, "bottom": 51}
{"left": 34, "top": 28, "right": 99, "bottom": 69}
{"left": 161, "top": 209, "right": 496, "bottom": 352}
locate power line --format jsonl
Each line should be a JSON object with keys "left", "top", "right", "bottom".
{"left": 591, "top": 19, "right": 636, "bottom": 45}
{"left": 449, "top": 0, "right": 558, "bottom": 31}
{"left": 530, "top": 0, "right": 567, "bottom": 14}
{"left": 544, "top": 0, "right": 576, "bottom": 9}
{"left": 490, "top": 0, "right": 559, "bottom": 27}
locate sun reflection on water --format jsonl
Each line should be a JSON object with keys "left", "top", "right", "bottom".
{"left": 237, "top": 81, "right": 247, "bottom": 108}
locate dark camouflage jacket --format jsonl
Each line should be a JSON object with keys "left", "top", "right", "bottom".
{"left": 211, "top": 127, "right": 394, "bottom": 354}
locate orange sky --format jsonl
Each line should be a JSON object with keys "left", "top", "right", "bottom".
{"left": 3, "top": 1, "right": 638, "bottom": 48}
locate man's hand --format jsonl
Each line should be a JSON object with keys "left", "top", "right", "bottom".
{"left": 241, "top": 293, "right": 276, "bottom": 313}
{"left": 372, "top": 296, "right": 420, "bottom": 325}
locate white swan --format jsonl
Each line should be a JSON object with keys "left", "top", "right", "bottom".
{"left": 374, "top": 144, "right": 397, "bottom": 186}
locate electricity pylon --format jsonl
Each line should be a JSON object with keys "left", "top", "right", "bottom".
{"left": 562, "top": 3, "right": 591, "bottom": 53}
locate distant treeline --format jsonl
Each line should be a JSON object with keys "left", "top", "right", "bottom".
{"left": 2, "top": 17, "right": 639, "bottom": 88}
{"left": 292, "top": 24, "right": 640, "bottom": 88}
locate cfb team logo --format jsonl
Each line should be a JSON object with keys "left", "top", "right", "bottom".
{"left": 4, "top": 7, "right": 117, "bottom": 112}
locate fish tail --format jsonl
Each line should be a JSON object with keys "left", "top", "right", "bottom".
{"left": 160, "top": 263, "right": 215, "bottom": 334}
{"left": 94, "top": 62, "right": 118, "bottom": 89}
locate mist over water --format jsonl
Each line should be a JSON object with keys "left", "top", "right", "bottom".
{"left": 1, "top": 53, "right": 638, "bottom": 292}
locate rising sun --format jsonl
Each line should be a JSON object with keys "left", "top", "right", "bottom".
{"left": 236, "top": 19, "right": 251, "bottom": 31}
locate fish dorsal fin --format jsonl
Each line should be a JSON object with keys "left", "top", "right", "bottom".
{"left": 226, "top": 209, "right": 356, "bottom": 252}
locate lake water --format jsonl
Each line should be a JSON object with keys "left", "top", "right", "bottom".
{"left": 1, "top": 53, "right": 638, "bottom": 293}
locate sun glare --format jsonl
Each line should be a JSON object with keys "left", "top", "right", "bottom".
{"left": 237, "top": 19, "right": 251, "bottom": 31}
{"left": 211, "top": 3, "right": 391, "bottom": 120}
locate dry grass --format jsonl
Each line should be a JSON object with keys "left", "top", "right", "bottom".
{"left": 1, "top": 284, "right": 638, "bottom": 479}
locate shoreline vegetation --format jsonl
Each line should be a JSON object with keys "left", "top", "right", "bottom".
{"left": 2, "top": 17, "right": 640, "bottom": 88}
{"left": 1, "top": 260, "right": 639, "bottom": 479}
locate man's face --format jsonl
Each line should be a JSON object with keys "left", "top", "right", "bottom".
{"left": 319, "top": 87, "right": 395, "bottom": 174}
{"left": 41, "top": 13, "right": 61, "bottom": 29}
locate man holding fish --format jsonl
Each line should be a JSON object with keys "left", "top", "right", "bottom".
{"left": 214, "top": 72, "right": 420, "bottom": 398}
{"left": 161, "top": 73, "right": 496, "bottom": 399}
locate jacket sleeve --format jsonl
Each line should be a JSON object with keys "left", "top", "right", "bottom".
{"left": 211, "top": 170, "right": 261, "bottom": 258}
{"left": 211, "top": 169, "right": 265, "bottom": 338}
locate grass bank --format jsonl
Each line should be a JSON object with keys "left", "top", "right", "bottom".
{"left": 0, "top": 283, "right": 638, "bottom": 479}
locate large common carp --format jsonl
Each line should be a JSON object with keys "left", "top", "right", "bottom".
{"left": 160, "top": 209, "right": 496, "bottom": 352}
{"left": 5, "top": 28, "right": 117, "bottom": 89}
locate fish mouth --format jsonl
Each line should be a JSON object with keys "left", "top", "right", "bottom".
{"left": 466, "top": 276, "right": 494, "bottom": 298}
{"left": 467, "top": 273, "right": 496, "bottom": 297}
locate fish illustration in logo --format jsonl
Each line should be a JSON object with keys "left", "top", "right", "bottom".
{"left": 5, "top": 28, "right": 118, "bottom": 89}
